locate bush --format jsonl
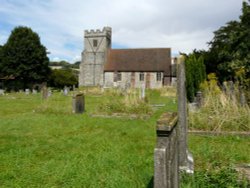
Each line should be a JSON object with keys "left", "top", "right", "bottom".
{"left": 49, "top": 68, "right": 78, "bottom": 89}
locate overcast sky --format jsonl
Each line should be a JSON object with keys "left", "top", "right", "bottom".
{"left": 0, "top": 0, "right": 243, "bottom": 63}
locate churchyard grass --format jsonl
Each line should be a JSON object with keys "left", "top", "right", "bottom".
{"left": 0, "top": 89, "right": 249, "bottom": 187}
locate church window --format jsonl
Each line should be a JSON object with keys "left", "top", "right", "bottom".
{"left": 93, "top": 39, "right": 98, "bottom": 47}
{"left": 157, "top": 72, "right": 162, "bottom": 81}
{"left": 139, "top": 72, "right": 144, "bottom": 81}
{"left": 117, "top": 72, "right": 122, "bottom": 81}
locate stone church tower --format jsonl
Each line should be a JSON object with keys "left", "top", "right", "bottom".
{"left": 79, "top": 27, "right": 112, "bottom": 86}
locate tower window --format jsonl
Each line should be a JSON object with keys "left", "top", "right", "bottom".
{"left": 157, "top": 72, "right": 162, "bottom": 81}
{"left": 93, "top": 39, "right": 98, "bottom": 47}
{"left": 139, "top": 72, "right": 144, "bottom": 81}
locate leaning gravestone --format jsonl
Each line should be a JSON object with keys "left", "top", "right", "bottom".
{"left": 72, "top": 93, "right": 85, "bottom": 114}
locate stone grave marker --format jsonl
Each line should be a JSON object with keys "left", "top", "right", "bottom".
{"left": 141, "top": 84, "right": 145, "bottom": 99}
{"left": 0, "top": 89, "right": 4, "bottom": 95}
{"left": 64, "top": 86, "right": 68, "bottom": 96}
{"left": 32, "top": 89, "right": 37, "bottom": 94}
{"left": 177, "top": 55, "right": 194, "bottom": 173}
{"left": 72, "top": 93, "right": 85, "bottom": 114}
{"left": 41, "top": 84, "right": 48, "bottom": 99}
{"left": 25, "top": 89, "right": 30, "bottom": 95}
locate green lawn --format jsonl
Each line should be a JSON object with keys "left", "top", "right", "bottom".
{"left": 0, "top": 90, "right": 249, "bottom": 187}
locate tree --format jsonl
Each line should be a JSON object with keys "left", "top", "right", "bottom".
{"left": 184, "top": 53, "right": 206, "bottom": 102}
{"left": 2, "top": 26, "right": 50, "bottom": 89}
{"left": 49, "top": 69, "right": 78, "bottom": 89}
{"left": 206, "top": 1, "right": 250, "bottom": 88}
{"left": 0, "top": 45, "right": 3, "bottom": 77}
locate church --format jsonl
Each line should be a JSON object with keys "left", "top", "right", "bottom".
{"left": 79, "top": 27, "right": 175, "bottom": 88}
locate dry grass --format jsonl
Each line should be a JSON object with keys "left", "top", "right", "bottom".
{"left": 189, "top": 80, "right": 250, "bottom": 131}
{"left": 156, "top": 86, "right": 177, "bottom": 97}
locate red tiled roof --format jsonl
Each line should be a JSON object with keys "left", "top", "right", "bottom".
{"left": 104, "top": 48, "right": 171, "bottom": 76}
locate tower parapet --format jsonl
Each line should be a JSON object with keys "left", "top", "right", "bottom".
{"left": 84, "top": 27, "right": 111, "bottom": 39}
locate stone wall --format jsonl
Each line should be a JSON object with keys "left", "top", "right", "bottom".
{"left": 104, "top": 72, "right": 163, "bottom": 89}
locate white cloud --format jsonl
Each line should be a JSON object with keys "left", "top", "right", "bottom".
{"left": 0, "top": 0, "right": 243, "bottom": 62}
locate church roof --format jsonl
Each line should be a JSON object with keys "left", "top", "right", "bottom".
{"left": 104, "top": 48, "right": 171, "bottom": 76}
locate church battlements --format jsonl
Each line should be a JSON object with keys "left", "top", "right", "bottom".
{"left": 84, "top": 27, "right": 111, "bottom": 38}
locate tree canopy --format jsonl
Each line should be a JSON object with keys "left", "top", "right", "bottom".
{"left": 205, "top": 0, "right": 250, "bottom": 88}
{"left": 1, "top": 26, "right": 50, "bottom": 89}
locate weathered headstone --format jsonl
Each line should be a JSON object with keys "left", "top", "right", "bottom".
{"left": 196, "top": 91, "right": 203, "bottom": 108}
{"left": 0, "top": 89, "right": 4, "bottom": 95}
{"left": 64, "top": 86, "right": 68, "bottom": 96}
{"left": 41, "top": 83, "right": 48, "bottom": 99}
{"left": 32, "top": 89, "right": 37, "bottom": 94}
{"left": 177, "top": 55, "right": 194, "bottom": 173}
{"left": 141, "top": 83, "right": 145, "bottom": 99}
{"left": 154, "top": 112, "right": 179, "bottom": 188}
{"left": 72, "top": 93, "right": 85, "bottom": 114}
{"left": 25, "top": 89, "right": 30, "bottom": 95}
{"left": 48, "top": 90, "right": 52, "bottom": 97}
{"left": 240, "top": 91, "right": 246, "bottom": 107}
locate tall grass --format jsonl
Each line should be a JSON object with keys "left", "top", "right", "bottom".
{"left": 189, "top": 77, "right": 250, "bottom": 131}
{"left": 98, "top": 88, "right": 152, "bottom": 116}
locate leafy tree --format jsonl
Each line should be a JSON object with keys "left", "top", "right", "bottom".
{"left": 49, "top": 69, "right": 78, "bottom": 89}
{"left": 185, "top": 53, "right": 206, "bottom": 102}
{"left": 206, "top": 1, "right": 250, "bottom": 88}
{"left": 0, "top": 45, "right": 3, "bottom": 77}
{"left": 1, "top": 26, "right": 50, "bottom": 89}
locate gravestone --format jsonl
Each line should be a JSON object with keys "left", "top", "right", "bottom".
{"left": 154, "top": 112, "right": 179, "bottom": 188}
{"left": 41, "top": 83, "right": 48, "bottom": 99}
{"left": 0, "top": 89, "right": 4, "bottom": 95}
{"left": 25, "top": 89, "right": 30, "bottom": 95}
{"left": 141, "top": 83, "right": 145, "bottom": 99}
{"left": 48, "top": 90, "right": 52, "bottom": 97}
{"left": 177, "top": 56, "right": 194, "bottom": 173}
{"left": 72, "top": 93, "right": 85, "bottom": 114}
{"left": 32, "top": 89, "right": 37, "bottom": 94}
{"left": 64, "top": 86, "right": 68, "bottom": 96}
{"left": 196, "top": 91, "right": 203, "bottom": 108}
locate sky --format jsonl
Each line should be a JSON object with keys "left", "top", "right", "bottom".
{"left": 0, "top": 0, "right": 244, "bottom": 63}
